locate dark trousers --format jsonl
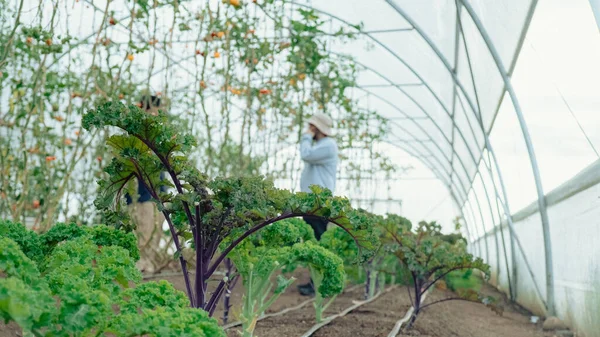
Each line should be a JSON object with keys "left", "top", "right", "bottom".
{"left": 303, "top": 216, "right": 328, "bottom": 241}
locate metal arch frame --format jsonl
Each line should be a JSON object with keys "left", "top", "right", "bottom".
{"left": 384, "top": 140, "right": 471, "bottom": 219}
{"left": 287, "top": 1, "right": 494, "bottom": 248}
{"left": 354, "top": 87, "right": 484, "bottom": 225}
{"left": 457, "top": 0, "right": 555, "bottom": 315}
{"left": 383, "top": 0, "right": 552, "bottom": 312}
{"left": 288, "top": 1, "right": 485, "bottom": 177}
{"left": 455, "top": 92, "right": 546, "bottom": 306}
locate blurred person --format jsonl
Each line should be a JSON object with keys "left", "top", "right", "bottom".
{"left": 297, "top": 112, "right": 338, "bottom": 296}
{"left": 125, "top": 94, "right": 166, "bottom": 273}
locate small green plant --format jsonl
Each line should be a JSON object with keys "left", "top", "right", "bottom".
{"left": 321, "top": 212, "right": 409, "bottom": 299}
{"left": 290, "top": 242, "right": 346, "bottom": 323}
{"left": 0, "top": 221, "right": 225, "bottom": 337}
{"left": 227, "top": 219, "right": 313, "bottom": 336}
{"left": 383, "top": 219, "right": 491, "bottom": 330}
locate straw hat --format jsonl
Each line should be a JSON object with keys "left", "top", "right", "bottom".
{"left": 307, "top": 113, "right": 334, "bottom": 136}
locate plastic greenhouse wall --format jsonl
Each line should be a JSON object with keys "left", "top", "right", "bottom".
{"left": 473, "top": 159, "right": 600, "bottom": 336}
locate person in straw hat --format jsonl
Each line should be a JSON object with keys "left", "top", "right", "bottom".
{"left": 297, "top": 112, "right": 338, "bottom": 296}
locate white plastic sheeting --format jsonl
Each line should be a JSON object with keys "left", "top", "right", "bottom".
{"left": 5, "top": 0, "right": 600, "bottom": 332}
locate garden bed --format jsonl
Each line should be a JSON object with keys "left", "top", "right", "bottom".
{"left": 0, "top": 272, "right": 554, "bottom": 337}
{"left": 153, "top": 272, "right": 552, "bottom": 337}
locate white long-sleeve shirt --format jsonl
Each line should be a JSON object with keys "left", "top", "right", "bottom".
{"left": 299, "top": 134, "right": 338, "bottom": 193}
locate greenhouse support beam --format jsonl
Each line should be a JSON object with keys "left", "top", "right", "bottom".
{"left": 488, "top": 0, "right": 538, "bottom": 135}
{"left": 356, "top": 87, "right": 480, "bottom": 208}
{"left": 589, "top": 0, "right": 600, "bottom": 32}
{"left": 451, "top": 6, "right": 517, "bottom": 300}
{"left": 335, "top": 53, "right": 482, "bottom": 199}
{"left": 465, "top": 200, "right": 484, "bottom": 258}
{"left": 477, "top": 170, "right": 513, "bottom": 299}
{"left": 458, "top": 0, "right": 555, "bottom": 316}
{"left": 469, "top": 186, "right": 491, "bottom": 263}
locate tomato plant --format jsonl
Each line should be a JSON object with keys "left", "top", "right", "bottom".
{"left": 0, "top": 0, "right": 401, "bottom": 232}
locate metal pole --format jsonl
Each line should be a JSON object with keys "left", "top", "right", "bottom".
{"left": 458, "top": 0, "right": 555, "bottom": 316}
{"left": 470, "top": 185, "right": 491, "bottom": 265}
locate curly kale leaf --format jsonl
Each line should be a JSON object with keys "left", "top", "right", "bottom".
{"left": 108, "top": 307, "right": 225, "bottom": 337}
{"left": 43, "top": 237, "right": 141, "bottom": 296}
{"left": 0, "top": 220, "right": 43, "bottom": 263}
{"left": 288, "top": 241, "right": 345, "bottom": 298}
{"left": 119, "top": 281, "right": 189, "bottom": 314}
{"left": 0, "top": 238, "right": 54, "bottom": 332}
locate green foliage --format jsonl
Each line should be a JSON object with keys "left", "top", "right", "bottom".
{"left": 383, "top": 218, "right": 491, "bottom": 330}
{"left": 445, "top": 269, "right": 482, "bottom": 293}
{"left": 0, "top": 220, "right": 43, "bottom": 263}
{"left": 109, "top": 307, "right": 225, "bottom": 337}
{"left": 228, "top": 218, "right": 348, "bottom": 335}
{"left": 289, "top": 241, "right": 346, "bottom": 322}
{"left": 118, "top": 281, "right": 190, "bottom": 314}
{"left": 0, "top": 224, "right": 225, "bottom": 336}
{"left": 38, "top": 222, "right": 86, "bottom": 255}
{"left": 83, "top": 100, "right": 376, "bottom": 314}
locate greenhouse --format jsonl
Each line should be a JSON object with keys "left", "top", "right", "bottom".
{"left": 1, "top": 0, "right": 600, "bottom": 336}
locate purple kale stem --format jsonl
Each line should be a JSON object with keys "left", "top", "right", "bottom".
{"left": 195, "top": 205, "right": 204, "bottom": 308}
{"left": 206, "top": 277, "right": 228, "bottom": 315}
{"left": 365, "top": 269, "right": 371, "bottom": 300}
{"left": 134, "top": 172, "right": 194, "bottom": 307}
{"left": 163, "top": 214, "right": 194, "bottom": 306}
{"left": 222, "top": 258, "right": 233, "bottom": 324}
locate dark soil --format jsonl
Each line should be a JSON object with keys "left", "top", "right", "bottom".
{"left": 395, "top": 283, "right": 553, "bottom": 337}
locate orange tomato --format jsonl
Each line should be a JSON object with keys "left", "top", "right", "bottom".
{"left": 97, "top": 156, "right": 103, "bottom": 162}
{"left": 298, "top": 73, "right": 306, "bottom": 80}
{"left": 217, "top": 31, "right": 225, "bottom": 38}
{"left": 127, "top": 54, "right": 134, "bottom": 61}
{"left": 259, "top": 88, "right": 271, "bottom": 95}
{"left": 32, "top": 200, "right": 40, "bottom": 209}
{"left": 75, "top": 130, "right": 81, "bottom": 136}
{"left": 109, "top": 17, "right": 116, "bottom": 25}
{"left": 214, "top": 51, "right": 221, "bottom": 58}
{"left": 223, "top": 0, "right": 241, "bottom": 7}
{"left": 64, "top": 138, "right": 72, "bottom": 146}
{"left": 55, "top": 116, "right": 65, "bottom": 122}
{"left": 45, "top": 39, "right": 52, "bottom": 46}
{"left": 118, "top": 93, "right": 124, "bottom": 99}
{"left": 200, "top": 80, "right": 207, "bottom": 89}
{"left": 46, "top": 156, "right": 57, "bottom": 162}
{"left": 26, "top": 37, "right": 33, "bottom": 44}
